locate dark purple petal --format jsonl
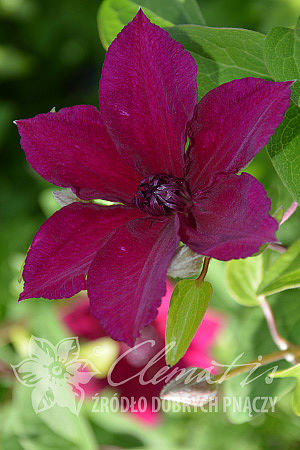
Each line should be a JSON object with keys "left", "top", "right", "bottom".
{"left": 99, "top": 10, "right": 198, "bottom": 178}
{"left": 179, "top": 173, "right": 278, "bottom": 260}
{"left": 87, "top": 216, "right": 180, "bottom": 346}
{"left": 186, "top": 78, "right": 293, "bottom": 191}
{"left": 16, "top": 105, "right": 141, "bottom": 203}
{"left": 20, "top": 204, "right": 145, "bottom": 301}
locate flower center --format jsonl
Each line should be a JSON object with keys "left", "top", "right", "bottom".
{"left": 134, "top": 174, "right": 192, "bottom": 216}
{"left": 50, "top": 362, "right": 64, "bottom": 377}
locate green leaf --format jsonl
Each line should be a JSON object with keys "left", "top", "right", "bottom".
{"left": 223, "top": 360, "right": 294, "bottom": 424}
{"left": 269, "top": 364, "right": 300, "bottom": 418}
{"left": 97, "top": 0, "right": 205, "bottom": 50}
{"left": 39, "top": 405, "right": 97, "bottom": 450}
{"left": 84, "top": 398, "right": 172, "bottom": 448}
{"left": 222, "top": 306, "right": 296, "bottom": 423}
{"left": 257, "top": 240, "right": 300, "bottom": 296}
{"left": 273, "top": 205, "right": 285, "bottom": 224}
{"left": 270, "top": 363, "right": 300, "bottom": 379}
{"left": 266, "top": 104, "right": 300, "bottom": 204}
{"left": 165, "top": 280, "right": 212, "bottom": 366}
{"left": 226, "top": 255, "right": 263, "bottom": 306}
{"left": 166, "top": 25, "right": 269, "bottom": 99}
{"left": 9, "top": 383, "right": 97, "bottom": 450}
{"left": 261, "top": 269, "right": 300, "bottom": 295}
{"left": 264, "top": 17, "right": 300, "bottom": 106}
{"left": 293, "top": 380, "right": 300, "bottom": 416}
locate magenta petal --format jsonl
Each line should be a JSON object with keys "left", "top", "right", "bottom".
{"left": 99, "top": 10, "right": 198, "bottom": 178}
{"left": 186, "top": 78, "right": 293, "bottom": 191}
{"left": 16, "top": 105, "right": 141, "bottom": 203}
{"left": 180, "top": 173, "right": 278, "bottom": 260}
{"left": 87, "top": 216, "right": 180, "bottom": 346}
{"left": 20, "top": 204, "right": 145, "bottom": 301}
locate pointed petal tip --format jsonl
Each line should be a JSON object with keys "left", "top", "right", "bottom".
{"left": 18, "top": 291, "right": 29, "bottom": 302}
{"left": 100, "top": 5, "right": 198, "bottom": 178}
{"left": 14, "top": 118, "right": 28, "bottom": 130}
{"left": 16, "top": 106, "right": 141, "bottom": 203}
{"left": 287, "top": 79, "right": 297, "bottom": 86}
{"left": 123, "top": 334, "right": 137, "bottom": 348}
{"left": 14, "top": 119, "right": 27, "bottom": 128}
{"left": 19, "top": 205, "right": 143, "bottom": 302}
{"left": 186, "top": 77, "right": 294, "bottom": 190}
{"left": 111, "top": 8, "right": 149, "bottom": 44}
{"left": 273, "top": 79, "right": 296, "bottom": 97}
{"left": 135, "top": 8, "right": 148, "bottom": 21}
{"left": 276, "top": 79, "right": 297, "bottom": 92}
{"left": 89, "top": 299, "right": 139, "bottom": 347}
{"left": 121, "top": 8, "right": 148, "bottom": 30}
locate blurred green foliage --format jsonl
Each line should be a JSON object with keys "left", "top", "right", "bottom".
{"left": 1, "top": 0, "right": 300, "bottom": 449}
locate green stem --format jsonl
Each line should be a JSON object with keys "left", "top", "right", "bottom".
{"left": 196, "top": 257, "right": 211, "bottom": 285}
{"left": 213, "top": 346, "right": 300, "bottom": 383}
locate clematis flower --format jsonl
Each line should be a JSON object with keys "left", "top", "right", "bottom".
{"left": 16, "top": 10, "right": 292, "bottom": 346}
{"left": 62, "top": 283, "right": 223, "bottom": 424}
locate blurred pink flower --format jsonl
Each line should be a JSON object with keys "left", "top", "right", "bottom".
{"left": 62, "top": 282, "right": 223, "bottom": 425}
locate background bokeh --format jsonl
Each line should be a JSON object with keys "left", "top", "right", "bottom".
{"left": 1, "top": 0, "right": 300, "bottom": 449}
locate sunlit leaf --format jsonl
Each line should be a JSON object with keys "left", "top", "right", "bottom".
{"left": 165, "top": 279, "right": 212, "bottom": 366}
{"left": 269, "top": 362, "right": 300, "bottom": 379}
{"left": 166, "top": 25, "right": 269, "bottom": 99}
{"left": 257, "top": 240, "right": 300, "bottom": 295}
{"left": 266, "top": 104, "right": 300, "bottom": 204}
{"left": 97, "top": 0, "right": 205, "bottom": 49}
{"left": 269, "top": 364, "right": 300, "bottom": 417}
{"left": 293, "top": 381, "right": 300, "bottom": 416}
{"left": 39, "top": 402, "right": 97, "bottom": 447}
{"left": 264, "top": 17, "right": 300, "bottom": 106}
{"left": 227, "top": 255, "right": 263, "bottom": 306}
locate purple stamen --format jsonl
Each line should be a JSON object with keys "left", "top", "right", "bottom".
{"left": 134, "top": 174, "right": 193, "bottom": 216}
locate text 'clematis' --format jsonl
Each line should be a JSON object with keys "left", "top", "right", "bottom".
{"left": 16, "top": 10, "right": 292, "bottom": 346}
